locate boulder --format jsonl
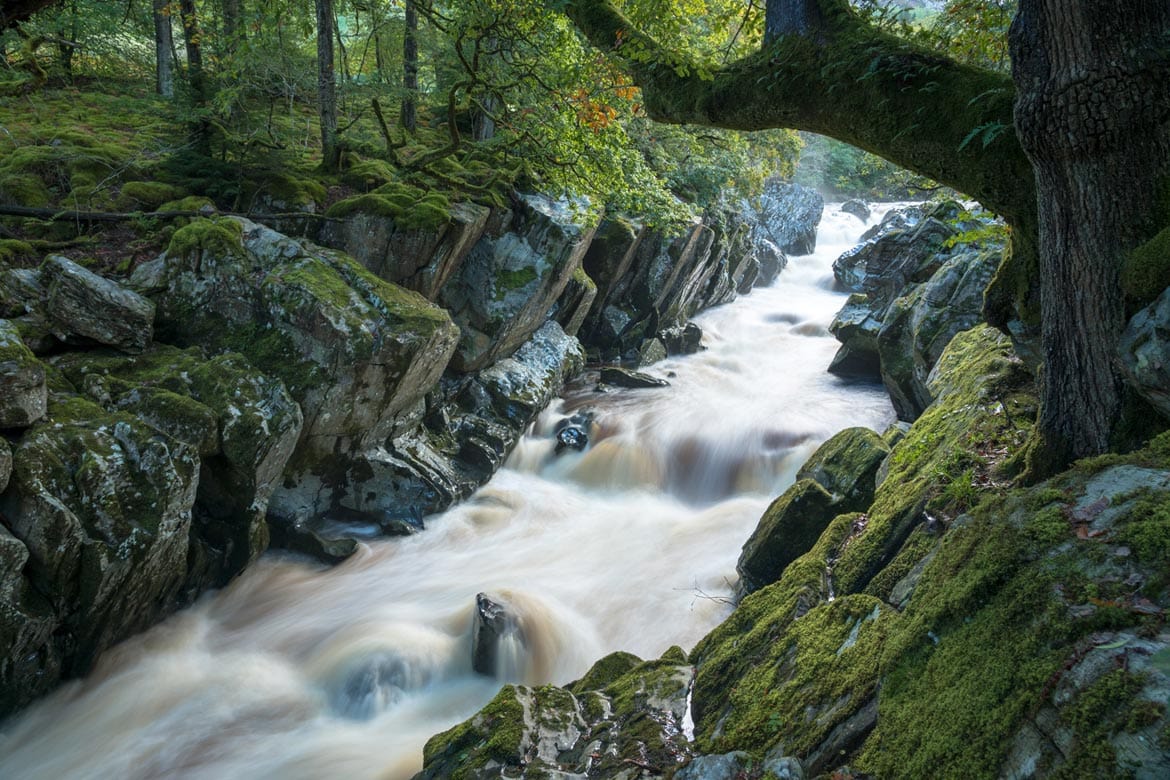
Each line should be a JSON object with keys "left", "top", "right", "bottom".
{"left": 754, "top": 180, "right": 825, "bottom": 255}
{"left": 841, "top": 199, "right": 871, "bottom": 222}
{"left": 551, "top": 265, "right": 597, "bottom": 337}
{"left": 52, "top": 345, "right": 303, "bottom": 584}
{"left": 754, "top": 237, "right": 787, "bottom": 287}
{"left": 417, "top": 653, "right": 695, "bottom": 779}
{"left": 796, "top": 427, "right": 890, "bottom": 509}
{"left": 1120, "top": 285, "right": 1170, "bottom": 420}
{"left": 877, "top": 248, "right": 1001, "bottom": 420}
{"left": 0, "top": 319, "right": 47, "bottom": 428}
{"left": 827, "top": 293, "right": 882, "bottom": 379}
{"left": 661, "top": 321, "right": 705, "bottom": 355}
{"left": 471, "top": 592, "right": 526, "bottom": 677}
{"left": 0, "top": 267, "right": 43, "bottom": 318}
{"left": 317, "top": 199, "right": 490, "bottom": 300}
{"left": 600, "top": 365, "right": 670, "bottom": 388}
{"left": 832, "top": 214, "right": 956, "bottom": 306}
{"left": 439, "top": 193, "right": 598, "bottom": 371}
{"left": 0, "top": 387, "right": 199, "bottom": 704}
{"left": 0, "top": 436, "right": 10, "bottom": 493}
{"left": 134, "top": 217, "right": 460, "bottom": 516}
{"left": 736, "top": 478, "right": 841, "bottom": 596}
{"left": 41, "top": 256, "right": 154, "bottom": 352}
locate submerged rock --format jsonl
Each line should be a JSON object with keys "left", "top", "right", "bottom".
{"left": 840, "top": 199, "right": 871, "bottom": 223}
{"left": 471, "top": 592, "right": 526, "bottom": 678}
{"left": 600, "top": 366, "right": 670, "bottom": 389}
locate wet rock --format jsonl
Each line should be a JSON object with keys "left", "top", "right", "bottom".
{"left": 418, "top": 653, "right": 695, "bottom": 780}
{"left": 317, "top": 199, "right": 490, "bottom": 301}
{"left": 753, "top": 180, "right": 824, "bottom": 255}
{"left": 638, "top": 336, "right": 668, "bottom": 367}
{"left": 0, "top": 387, "right": 200, "bottom": 711}
{"left": 53, "top": 345, "right": 303, "bottom": 584}
{"left": 137, "top": 217, "right": 459, "bottom": 517}
{"left": 555, "top": 424, "right": 588, "bottom": 454}
{"left": 841, "top": 199, "right": 871, "bottom": 222}
{"left": 268, "top": 515, "right": 359, "bottom": 565}
{"left": 832, "top": 214, "right": 956, "bottom": 306}
{"left": 676, "top": 752, "right": 757, "bottom": 780}
{"left": 661, "top": 321, "right": 705, "bottom": 355}
{"left": 552, "top": 265, "right": 598, "bottom": 338}
{"left": 828, "top": 293, "right": 882, "bottom": 379}
{"left": 439, "top": 193, "right": 597, "bottom": 371}
{"left": 0, "top": 320, "right": 47, "bottom": 428}
{"left": 0, "top": 436, "right": 10, "bottom": 492}
{"left": 471, "top": 592, "right": 526, "bottom": 677}
{"left": 600, "top": 365, "right": 670, "bottom": 388}
{"left": 1120, "top": 285, "right": 1170, "bottom": 420}
{"left": 41, "top": 256, "right": 155, "bottom": 353}
{"left": 754, "top": 237, "right": 787, "bottom": 287}
{"left": 737, "top": 478, "right": 840, "bottom": 596}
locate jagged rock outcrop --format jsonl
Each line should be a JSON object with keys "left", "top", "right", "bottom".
{"left": 317, "top": 199, "right": 491, "bottom": 301}
{"left": 130, "top": 216, "right": 460, "bottom": 518}
{"left": 751, "top": 180, "right": 824, "bottom": 255}
{"left": 439, "top": 194, "right": 597, "bottom": 372}
{"left": 828, "top": 201, "right": 1004, "bottom": 420}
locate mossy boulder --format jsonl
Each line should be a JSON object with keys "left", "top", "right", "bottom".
{"left": 552, "top": 264, "right": 598, "bottom": 337}
{"left": 737, "top": 479, "right": 842, "bottom": 597}
{"left": 319, "top": 189, "right": 488, "bottom": 301}
{"left": 416, "top": 653, "right": 695, "bottom": 780}
{"left": 133, "top": 217, "right": 460, "bottom": 518}
{"left": 796, "top": 426, "right": 890, "bottom": 508}
{"left": 0, "top": 319, "right": 47, "bottom": 428}
{"left": 439, "top": 193, "right": 598, "bottom": 371}
{"left": 0, "top": 379, "right": 200, "bottom": 715}
{"left": 117, "top": 181, "right": 187, "bottom": 210}
{"left": 41, "top": 255, "right": 155, "bottom": 353}
{"left": 52, "top": 345, "right": 303, "bottom": 585}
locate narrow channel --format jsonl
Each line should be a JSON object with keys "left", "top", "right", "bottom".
{"left": 0, "top": 205, "right": 896, "bottom": 780}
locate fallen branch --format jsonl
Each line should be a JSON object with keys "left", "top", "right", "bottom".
{"left": 0, "top": 204, "right": 342, "bottom": 224}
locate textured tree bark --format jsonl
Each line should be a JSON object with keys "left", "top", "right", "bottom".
{"left": 401, "top": 0, "right": 418, "bottom": 132}
{"left": 179, "top": 0, "right": 211, "bottom": 155}
{"left": 1011, "top": 0, "right": 1170, "bottom": 467}
{"left": 153, "top": 0, "right": 174, "bottom": 98}
{"left": 316, "top": 0, "right": 340, "bottom": 171}
{"left": 765, "top": 0, "right": 827, "bottom": 41}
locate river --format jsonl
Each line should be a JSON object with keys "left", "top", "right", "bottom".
{"left": 0, "top": 204, "right": 896, "bottom": 779}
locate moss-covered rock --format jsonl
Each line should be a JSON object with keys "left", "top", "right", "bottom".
{"left": 117, "top": 181, "right": 188, "bottom": 210}
{"left": 0, "top": 319, "right": 47, "bottom": 428}
{"left": 1120, "top": 285, "right": 1170, "bottom": 421}
{"left": 737, "top": 479, "right": 840, "bottom": 597}
{"left": 40, "top": 255, "right": 155, "bottom": 353}
{"left": 134, "top": 216, "right": 459, "bottom": 521}
{"left": 796, "top": 426, "right": 890, "bottom": 509}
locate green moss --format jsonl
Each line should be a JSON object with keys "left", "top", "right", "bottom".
{"left": 0, "top": 240, "right": 35, "bottom": 263}
{"left": 572, "top": 264, "right": 597, "bottom": 293}
{"left": 421, "top": 684, "right": 526, "bottom": 776}
{"left": 0, "top": 172, "right": 52, "bottom": 207}
{"left": 569, "top": 650, "right": 643, "bottom": 694}
{"left": 1121, "top": 226, "right": 1170, "bottom": 310}
{"left": 247, "top": 171, "right": 327, "bottom": 209}
{"left": 494, "top": 266, "right": 538, "bottom": 297}
{"left": 1050, "top": 670, "right": 1150, "bottom": 780}
{"left": 119, "top": 181, "right": 188, "bottom": 209}
{"left": 167, "top": 217, "right": 244, "bottom": 260}
{"left": 325, "top": 183, "right": 451, "bottom": 231}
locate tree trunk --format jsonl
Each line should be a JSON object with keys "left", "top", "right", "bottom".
{"left": 1010, "top": 0, "right": 1170, "bottom": 468}
{"left": 221, "top": 0, "right": 242, "bottom": 54}
{"left": 179, "top": 0, "right": 211, "bottom": 155}
{"left": 765, "top": 0, "right": 827, "bottom": 41}
{"left": 401, "top": 0, "right": 418, "bottom": 132}
{"left": 153, "top": 0, "right": 174, "bottom": 98}
{"left": 316, "top": 0, "right": 340, "bottom": 171}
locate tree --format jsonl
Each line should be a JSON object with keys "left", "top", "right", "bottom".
{"left": 562, "top": 0, "right": 1170, "bottom": 473}
{"left": 153, "top": 0, "right": 174, "bottom": 97}
{"left": 401, "top": 0, "right": 418, "bottom": 132}
{"left": 316, "top": 0, "right": 340, "bottom": 171}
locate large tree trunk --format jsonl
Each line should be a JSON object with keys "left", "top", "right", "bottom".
{"left": 1010, "top": 0, "right": 1170, "bottom": 468}
{"left": 153, "top": 0, "right": 175, "bottom": 98}
{"left": 400, "top": 0, "right": 418, "bottom": 132}
{"left": 221, "top": 0, "right": 242, "bottom": 55}
{"left": 316, "top": 0, "right": 340, "bottom": 171}
{"left": 179, "top": 0, "right": 211, "bottom": 155}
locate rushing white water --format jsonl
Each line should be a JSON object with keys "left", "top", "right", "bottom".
{"left": 0, "top": 205, "right": 897, "bottom": 780}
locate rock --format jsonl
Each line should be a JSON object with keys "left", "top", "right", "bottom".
{"left": 661, "top": 321, "right": 705, "bottom": 355}
{"left": 832, "top": 215, "right": 956, "bottom": 306}
{"left": 139, "top": 216, "right": 459, "bottom": 517}
{"left": 41, "top": 255, "right": 155, "bottom": 352}
{"left": 754, "top": 237, "right": 787, "bottom": 286}
{"left": 638, "top": 336, "right": 668, "bottom": 367}
{"left": 841, "top": 199, "right": 871, "bottom": 222}
{"left": 828, "top": 293, "right": 882, "bottom": 379}
{"left": 439, "top": 193, "right": 598, "bottom": 371}
{"left": 317, "top": 199, "right": 490, "bottom": 300}
{"left": 1120, "top": 285, "right": 1170, "bottom": 420}
{"left": 599, "top": 365, "right": 670, "bottom": 388}
{"left": 676, "top": 752, "right": 757, "bottom": 780}
{"left": 876, "top": 248, "right": 1001, "bottom": 420}
{"left": 0, "top": 436, "right": 10, "bottom": 493}
{"left": 471, "top": 592, "right": 526, "bottom": 677}
{"left": 0, "top": 267, "right": 43, "bottom": 318}
{"left": 754, "top": 181, "right": 825, "bottom": 255}
{"left": 0, "top": 388, "right": 200, "bottom": 708}
{"left": 552, "top": 265, "right": 598, "bottom": 338}
{"left": 0, "top": 320, "right": 47, "bottom": 428}
{"left": 736, "top": 478, "right": 841, "bottom": 596}
{"left": 52, "top": 345, "right": 303, "bottom": 584}
{"left": 796, "top": 427, "right": 890, "bottom": 509}
{"left": 763, "top": 756, "right": 806, "bottom": 779}
{"left": 418, "top": 653, "right": 695, "bottom": 779}
{"left": 555, "top": 425, "right": 588, "bottom": 454}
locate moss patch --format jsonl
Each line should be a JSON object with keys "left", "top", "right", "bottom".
{"left": 1121, "top": 226, "right": 1170, "bottom": 311}
{"left": 166, "top": 217, "right": 244, "bottom": 260}
{"left": 325, "top": 182, "right": 451, "bottom": 231}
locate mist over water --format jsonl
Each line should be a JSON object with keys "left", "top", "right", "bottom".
{"left": 0, "top": 205, "right": 897, "bottom": 780}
